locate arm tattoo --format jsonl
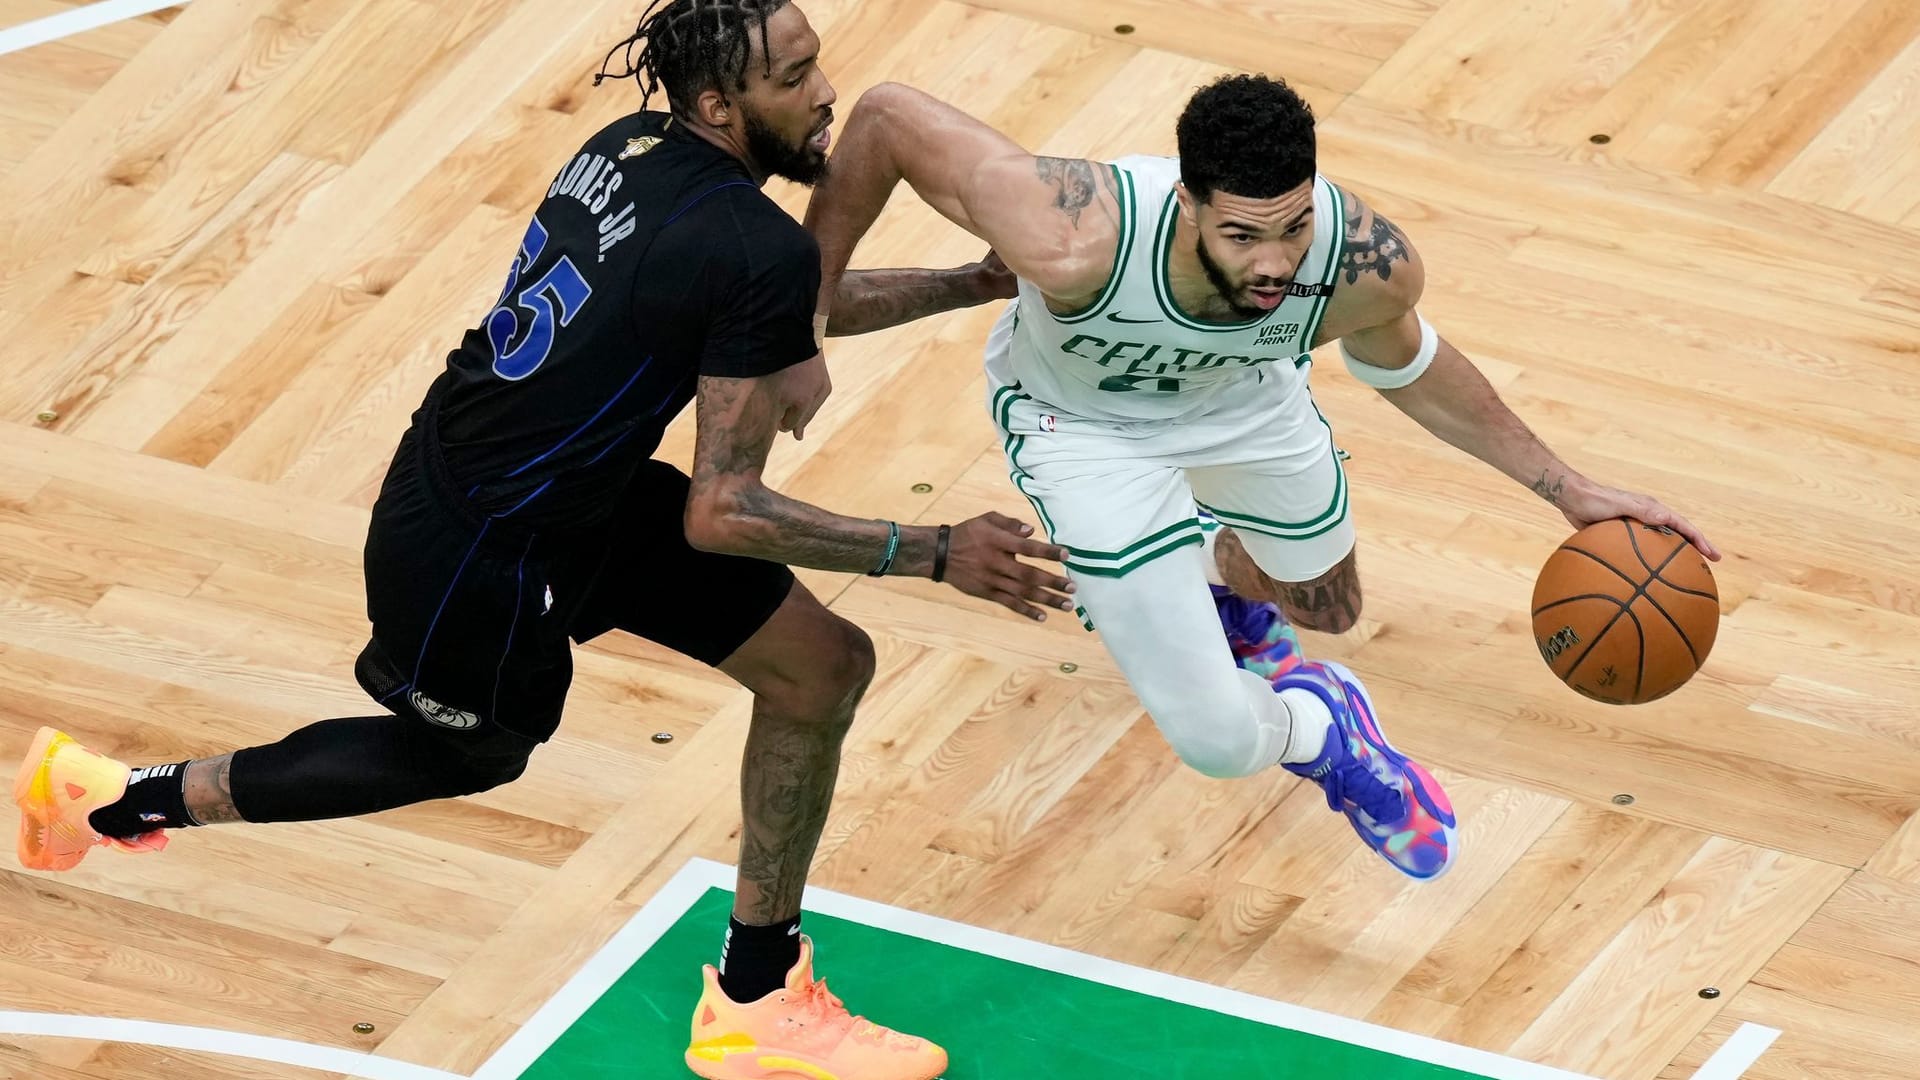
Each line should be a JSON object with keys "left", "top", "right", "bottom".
{"left": 1035, "top": 157, "right": 1112, "bottom": 229}
{"left": 692, "top": 376, "right": 932, "bottom": 574}
{"left": 691, "top": 376, "right": 774, "bottom": 486}
{"left": 1338, "top": 192, "right": 1413, "bottom": 286}
{"left": 827, "top": 268, "right": 986, "bottom": 337}
{"left": 1532, "top": 469, "right": 1569, "bottom": 508}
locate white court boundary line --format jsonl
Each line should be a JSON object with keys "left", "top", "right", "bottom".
{"left": 475, "top": 857, "right": 1778, "bottom": 1080}
{"left": 0, "top": 3, "right": 1791, "bottom": 1078}
{"left": 1691, "top": 1022, "right": 1782, "bottom": 1080}
{"left": 1, "top": 857, "right": 1782, "bottom": 1079}
{"left": 0, "top": 0, "right": 192, "bottom": 58}
{"left": 0, "top": 1010, "right": 463, "bottom": 1080}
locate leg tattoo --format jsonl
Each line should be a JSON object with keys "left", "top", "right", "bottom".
{"left": 1217, "top": 527, "right": 1365, "bottom": 634}
{"left": 733, "top": 686, "right": 862, "bottom": 924}
{"left": 182, "top": 754, "right": 245, "bottom": 825}
{"left": 1215, "top": 527, "right": 1283, "bottom": 604}
{"left": 1280, "top": 557, "right": 1364, "bottom": 634}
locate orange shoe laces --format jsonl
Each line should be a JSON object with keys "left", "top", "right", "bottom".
{"left": 799, "top": 977, "right": 855, "bottom": 1031}
{"left": 805, "top": 978, "right": 923, "bottom": 1051}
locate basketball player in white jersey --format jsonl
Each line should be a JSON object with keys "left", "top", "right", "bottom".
{"left": 805, "top": 75, "right": 1718, "bottom": 880}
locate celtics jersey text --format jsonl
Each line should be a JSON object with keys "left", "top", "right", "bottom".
{"left": 992, "top": 156, "right": 1344, "bottom": 422}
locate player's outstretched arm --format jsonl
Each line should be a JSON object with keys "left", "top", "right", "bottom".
{"left": 686, "top": 362, "right": 1078, "bottom": 619}
{"left": 1331, "top": 189, "right": 1720, "bottom": 560}
{"left": 826, "top": 251, "right": 1015, "bottom": 338}
{"left": 804, "top": 82, "right": 1117, "bottom": 320}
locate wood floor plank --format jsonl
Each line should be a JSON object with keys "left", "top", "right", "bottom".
{"left": 1, "top": 2, "right": 1916, "bottom": 1078}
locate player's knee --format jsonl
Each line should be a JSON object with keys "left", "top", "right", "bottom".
{"left": 1143, "top": 697, "right": 1266, "bottom": 780}
{"left": 447, "top": 749, "right": 530, "bottom": 795}
{"left": 762, "top": 616, "right": 875, "bottom": 724}
{"left": 421, "top": 725, "right": 536, "bottom": 797}
{"left": 838, "top": 620, "right": 878, "bottom": 692}
{"left": 818, "top": 618, "right": 877, "bottom": 709}
{"left": 1164, "top": 726, "right": 1265, "bottom": 779}
{"left": 437, "top": 744, "right": 530, "bottom": 796}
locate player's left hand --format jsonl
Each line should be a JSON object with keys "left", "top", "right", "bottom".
{"left": 942, "top": 512, "right": 1075, "bottom": 621}
{"left": 964, "top": 249, "right": 1015, "bottom": 302}
{"left": 1556, "top": 478, "right": 1721, "bottom": 562}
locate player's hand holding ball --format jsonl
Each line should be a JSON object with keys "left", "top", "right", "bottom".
{"left": 1549, "top": 475, "right": 1720, "bottom": 563}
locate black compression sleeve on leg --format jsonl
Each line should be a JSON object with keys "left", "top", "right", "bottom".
{"left": 228, "top": 714, "right": 535, "bottom": 823}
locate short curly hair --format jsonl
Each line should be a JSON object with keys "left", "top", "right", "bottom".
{"left": 1176, "top": 74, "right": 1316, "bottom": 202}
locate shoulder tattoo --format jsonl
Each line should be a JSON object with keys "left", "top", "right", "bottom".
{"left": 1338, "top": 192, "right": 1413, "bottom": 286}
{"left": 1035, "top": 157, "right": 1110, "bottom": 229}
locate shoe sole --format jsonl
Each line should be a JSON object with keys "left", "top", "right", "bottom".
{"left": 687, "top": 1048, "right": 948, "bottom": 1080}
{"left": 1316, "top": 662, "right": 1458, "bottom": 880}
{"left": 13, "top": 726, "right": 58, "bottom": 808}
{"left": 14, "top": 727, "right": 128, "bottom": 872}
{"left": 15, "top": 727, "right": 62, "bottom": 869}
{"left": 686, "top": 1050, "right": 835, "bottom": 1079}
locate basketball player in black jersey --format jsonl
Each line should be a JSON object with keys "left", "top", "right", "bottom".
{"left": 15, "top": 4, "right": 1065, "bottom": 1076}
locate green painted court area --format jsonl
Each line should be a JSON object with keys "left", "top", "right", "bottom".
{"left": 517, "top": 886, "right": 1498, "bottom": 1080}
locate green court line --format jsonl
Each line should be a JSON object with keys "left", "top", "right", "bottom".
{"left": 0, "top": 859, "right": 1778, "bottom": 1079}
{"left": 476, "top": 859, "right": 1608, "bottom": 1080}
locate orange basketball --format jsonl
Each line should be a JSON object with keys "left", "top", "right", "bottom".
{"left": 1530, "top": 519, "right": 1719, "bottom": 705}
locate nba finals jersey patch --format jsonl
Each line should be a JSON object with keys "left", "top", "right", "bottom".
{"left": 619, "top": 136, "right": 661, "bottom": 160}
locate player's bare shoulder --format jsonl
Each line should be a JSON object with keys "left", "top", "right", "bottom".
{"left": 1015, "top": 155, "right": 1128, "bottom": 313}
{"left": 1313, "top": 183, "right": 1428, "bottom": 345}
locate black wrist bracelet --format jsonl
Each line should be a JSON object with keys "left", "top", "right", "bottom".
{"left": 932, "top": 524, "right": 952, "bottom": 583}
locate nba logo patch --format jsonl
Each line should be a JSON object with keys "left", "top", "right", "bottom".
{"left": 1039, "top": 414, "right": 1057, "bottom": 432}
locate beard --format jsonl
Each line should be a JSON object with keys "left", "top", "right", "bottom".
{"left": 744, "top": 108, "right": 830, "bottom": 186}
{"left": 1195, "top": 237, "right": 1287, "bottom": 319}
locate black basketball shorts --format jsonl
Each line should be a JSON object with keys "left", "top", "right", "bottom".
{"left": 353, "top": 427, "right": 794, "bottom": 743}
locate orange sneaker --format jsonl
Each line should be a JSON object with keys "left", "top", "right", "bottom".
{"left": 686, "top": 936, "right": 946, "bottom": 1080}
{"left": 15, "top": 727, "right": 168, "bottom": 872}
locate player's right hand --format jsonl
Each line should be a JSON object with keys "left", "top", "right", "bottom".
{"left": 942, "top": 512, "right": 1075, "bottom": 621}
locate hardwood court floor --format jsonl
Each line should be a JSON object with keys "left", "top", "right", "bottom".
{"left": 1, "top": 1, "right": 1917, "bottom": 1077}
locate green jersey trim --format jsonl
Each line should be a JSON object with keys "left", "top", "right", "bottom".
{"left": 1299, "top": 183, "right": 1346, "bottom": 351}
{"left": 1048, "top": 166, "right": 1138, "bottom": 325}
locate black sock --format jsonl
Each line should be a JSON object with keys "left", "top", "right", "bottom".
{"left": 718, "top": 915, "right": 803, "bottom": 1003}
{"left": 88, "top": 761, "right": 197, "bottom": 837}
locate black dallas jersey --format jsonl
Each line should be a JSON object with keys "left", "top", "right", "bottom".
{"left": 425, "top": 111, "right": 820, "bottom": 531}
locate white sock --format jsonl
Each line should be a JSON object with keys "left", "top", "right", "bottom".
{"left": 1276, "top": 687, "right": 1334, "bottom": 765}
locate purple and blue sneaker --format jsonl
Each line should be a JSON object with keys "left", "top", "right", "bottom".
{"left": 1278, "top": 660, "right": 1457, "bottom": 880}
{"left": 1212, "top": 585, "right": 1303, "bottom": 682}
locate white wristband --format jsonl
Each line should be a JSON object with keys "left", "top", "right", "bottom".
{"left": 1341, "top": 314, "right": 1438, "bottom": 389}
{"left": 813, "top": 312, "right": 831, "bottom": 347}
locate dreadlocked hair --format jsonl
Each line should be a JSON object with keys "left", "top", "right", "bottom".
{"left": 594, "top": 0, "right": 791, "bottom": 116}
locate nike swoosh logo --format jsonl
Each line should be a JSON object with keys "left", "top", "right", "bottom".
{"left": 1105, "top": 313, "right": 1160, "bottom": 324}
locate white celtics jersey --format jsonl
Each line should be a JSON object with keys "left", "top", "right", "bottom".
{"left": 991, "top": 155, "right": 1345, "bottom": 422}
